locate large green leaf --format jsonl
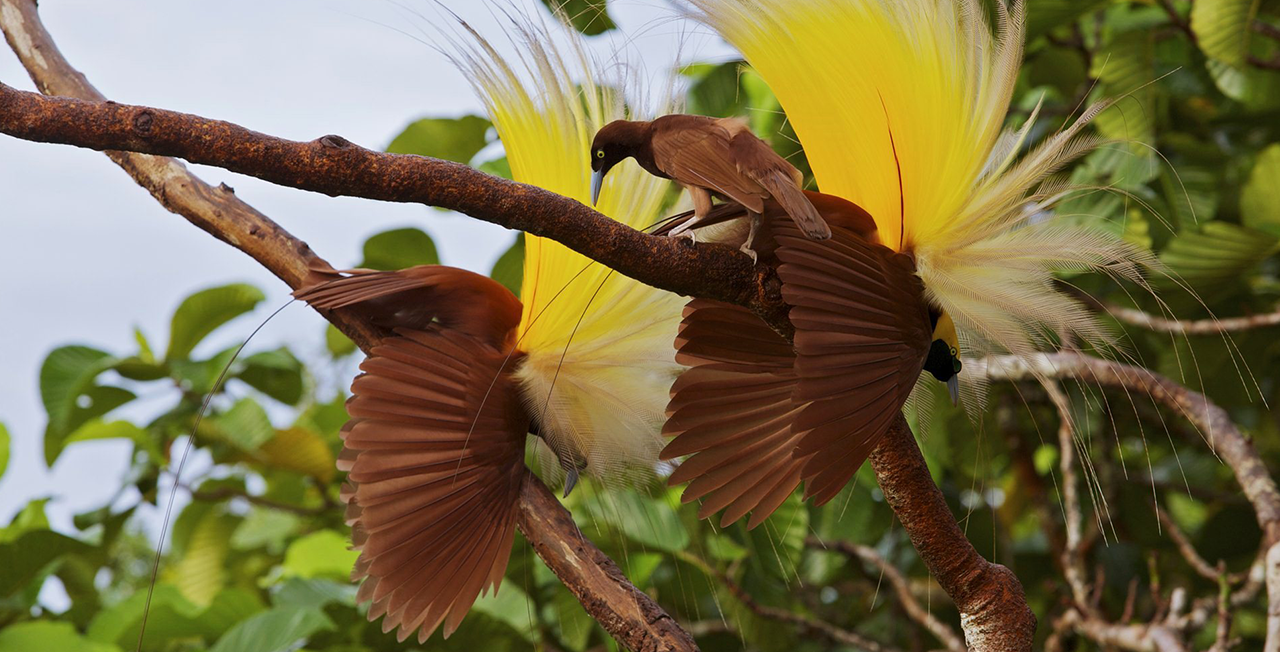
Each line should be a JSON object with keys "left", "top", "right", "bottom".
{"left": 1025, "top": 0, "right": 1110, "bottom": 39}
{"left": 583, "top": 487, "right": 689, "bottom": 553}
{"left": 45, "top": 385, "right": 137, "bottom": 466}
{"left": 40, "top": 345, "right": 119, "bottom": 433}
{"left": 0, "top": 621, "right": 120, "bottom": 652}
{"left": 1157, "top": 221, "right": 1279, "bottom": 289}
{"left": 211, "top": 397, "right": 276, "bottom": 452}
{"left": 230, "top": 508, "right": 301, "bottom": 553}
{"left": 88, "top": 584, "right": 264, "bottom": 650}
{"left": 208, "top": 606, "right": 333, "bottom": 652}
{"left": 1191, "top": 0, "right": 1257, "bottom": 66}
{"left": 237, "top": 348, "right": 305, "bottom": 405}
{"left": 258, "top": 427, "right": 335, "bottom": 481}
{"left": 746, "top": 491, "right": 809, "bottom": 582}
{"left": 471, "top": 580, "right": 537, "bottom": 643}
{"left": 60, "top": 419, "right": 162, "bottom": 463}
{"left": 358, "top": 227, "right": 440, "bottom": 271}
{"left": 542, "top": 0, "right": 616, "bottom": 36}
{"left": 0, "top": 530, "right": 92, "bottom": 598}
{"left": 490, "top": 234, "right": 525, "bottom": 297}
{"left": 386, "top": 115, "right": 491, "bottom": 163}
{"left": 281, "top": 530, "right": 358, "bottom": 580}
{"left": 169, "top": 511, "right": 238, "bottom": 607}
{"left": 271, "top": 578, "right": 356, "bottom": 609}
{"left": 1242, "top": 144, "right": 1280, "bottom": 237}
{"left": 165, "top": 284, "right": 266, "bottom": 361}
{"left": 1092, "top": 29, "right": 1156, "bottom": 142}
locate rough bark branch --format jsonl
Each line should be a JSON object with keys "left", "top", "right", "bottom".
{"left": 0, "top": 3, "right": 693, "bottom": 649}
{"left": 0, "top": 3, "right": 1037, "bottom": 648}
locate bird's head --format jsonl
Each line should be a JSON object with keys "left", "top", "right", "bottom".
{"left": 923, "top": 312, "right": 962, "bottom": 406}
{"left": 589, "top": 120, "right": 643, "bottom": 205}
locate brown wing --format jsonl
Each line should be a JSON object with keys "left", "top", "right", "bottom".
{"left": 651, "top": 116, "right": 768, "bottom": 213}
{"left": 773, "top": 219, "right": 932, "bottom": 506}
{"left": 295, "top": 265, "right": 522, "bottom": 349}
{"left": 660, "top": 299, "right": 810, "bottom": 529}
{"left": 729, "top": 132, "right": 830, "bottom": 239}
{"left": 342, "top": 325, "right": 528, "bottom": 642}
{"left": 651, "top": 191, "right": 878, "bottom": 243}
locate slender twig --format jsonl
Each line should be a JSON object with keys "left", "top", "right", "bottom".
{"left": 807, "top": 537, "right": 966, "bottom": 652}
{"left": 1044, "top": 380, "right": 1093, "bottom": 612}
{"left": 1105, "top": 304, "right": 1280, "bottom": 335}
{"left": 1156, "top": 507, "right": 1248, "bottom": 584}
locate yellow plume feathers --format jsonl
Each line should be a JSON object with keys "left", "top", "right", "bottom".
{"left": 689, "top": 0, "right": 1155, "bottom": 360}
{"left": 450, "top": 17, "right": 685, "bottom": 478}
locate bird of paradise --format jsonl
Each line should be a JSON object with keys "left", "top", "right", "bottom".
{"left": 296, "top": 16, "right": 684, "bottom": 641}
{"left": 661, "top": 0, "right": 1155, "bottom": 524}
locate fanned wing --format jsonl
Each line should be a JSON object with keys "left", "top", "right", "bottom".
{"left": 342, "top": 326, "right": 527, "bottom": 642}
{"left": 652, "top": 119, "right": 768, "bottom": 213}
{"left": 773, "top": 220, "right": 933, "bottom": 506}
{"left": 660, "top": 299, "right": 809, "bottom": 529}
{"left": 294, "top": 266, "right": 522, "bottom": 349}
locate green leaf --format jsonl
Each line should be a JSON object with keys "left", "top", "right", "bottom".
{"left": 238, "top": 348, "right": 305, "bottom": 405}
{"left": 61, "top": 419, "right": 161, "bottom": 463}
{"left": 1092, "top": 29, "right": 1156, "bottom": 142}
{"left": 45, "top": 385, "right": 138, "bottom": 466}
{"left": 40, "top": 345, "right": 118, "bottom": 432}
{"left": 324, "top": 324, "right": 356, "bottom": 358}
{"left": 747, "top": 491, "right": 808, "bottom": 581}
{"left": 230, "top": 508, "right": 301, "bottom": 553}
{"left": 0, "top": 621, "right": 121, "bottom": 652}
{"left": 542, "top": 0, "right": 616, "bottom": 36}
{"left": 271, "top": 578, "right": 357, "bottom": 609}
{"left": 1157, "top": 221, "right": 1279, "bottom": 289}
{"left": 358, "top": 227, "right": 440, "bottom": 271}
{"left": 1191, "top": 0, "right": 1257, "bottom": 67}
{"left": 1025, "top": 0, "right": 1110, "bottom": 39}
{"left": 165, "top": 284, "right": 266, "bottom": 361}
{"left": 477, "top": 155, "right": 512, "bottom": 180}
{"left": 170, "top": 511, "right": 238, "bottom": 606}
{"left": 0, "top": 422, "right": 8, "bottom": 482}
{"left": 208, "top": 606, "right": 333, "bottom": 652}
{"left": 211, "top": 397, "right": 276, "bottom": 452}
{"left": 490, "top": 234, "right": 525, "bottom": 297}
{"left": 258, "top": 427, "right": 335, "bottom": 481}
{"left": 1242, "top": 144, "right": 1280, "bottom": 237}
{"left": 471, "top": 580, "right": 537, "bottom": 642}
{"left": 550, "top": 584, "right": 594, "bottom": 651}
{"left": 0, "top": 529, "right": 92, "bottom": 598}
{"left": 88, "top": 584, "right": 264, "bottom": 649}
{"left": 386, "top": 115, "right": 491, "bottom": 163}
{"left": 281, "top": 530, "right": 358, "bottom": 580}
{"left": 0, "top": 499, "right": 51, "bottom": 543}
{"left": 683, "top": 61, "right": 749, "bottom": 119}
{"left": 583, "top": 487, "right": 689, "bottom": 553}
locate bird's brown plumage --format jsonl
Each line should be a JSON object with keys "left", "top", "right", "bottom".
{"left": 295, "top": 266, "right": 528, "bottom": 642}
{"left": 660, "top": 198, "right": 934, "bottom": 527}
{"left": 591, "top": 115, "right": 831, "bottom": 240}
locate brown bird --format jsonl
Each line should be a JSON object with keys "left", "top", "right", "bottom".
{"left": 590, "top": 115, "right": 832, "bottom": 259}
{"left": 655, "top": 195, "right": 962, "bottom": 528}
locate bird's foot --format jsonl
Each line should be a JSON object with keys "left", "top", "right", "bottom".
{"left": 562, "top": 466, "right": 580, "bottom": 498}
{"left": 738, "top": 241, "right": 759, "bottom": 265}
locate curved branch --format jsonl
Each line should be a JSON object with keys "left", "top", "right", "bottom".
{"left": 1106, "top": 303, "right": 1280, "bottom": 335}
{"left": 971, "top": 352, "right": 1280, "bottom": 548}
{"left": 0, "top": 3, "right": 694, "bottom": 649}
{"left": 0, "top": 5, "right": 1039, "bottom": 647}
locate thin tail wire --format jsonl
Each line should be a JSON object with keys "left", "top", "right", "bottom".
{"left": 136, "top": 298, "right": 296, "bottom": 652}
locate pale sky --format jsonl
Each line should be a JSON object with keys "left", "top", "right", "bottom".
{"left": 0, "top": 0, "right": 731, "bottom": 564}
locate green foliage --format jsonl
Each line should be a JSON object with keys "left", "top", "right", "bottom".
{"left": 542, "top": 0, "right": 616, "bottom": 36}
{"left": 490, "top": 234, "right": 525, "bottom": 296}
{"left": 358, "top": 227, "right": 439, "bottom": 270}
{"left": 165, "top": 284, "right": 265, "bottom": 361}
{"left": 386, "top": 115, "right": 491, "bottom": 163}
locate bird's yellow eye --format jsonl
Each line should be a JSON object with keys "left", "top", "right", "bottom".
{"left": 596, "top": 150, "right": 605, "bottom": 159}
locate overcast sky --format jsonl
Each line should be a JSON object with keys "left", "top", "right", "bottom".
{"left": 0, "top": 0, "right": 732, "bottom": 567}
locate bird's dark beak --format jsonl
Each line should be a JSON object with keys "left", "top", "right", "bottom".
{"left": 946, "top": 376, "right": 960, "bottom": 407}
{"left": 590, "top": 168, "right": 604, "bottom": 206}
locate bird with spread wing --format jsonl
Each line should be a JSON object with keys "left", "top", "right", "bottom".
{"left": 294, "top": 20, "right": 684, "bottom": 642}
{"left": 651, "top": 0, "right": 1154, "bottom": 527}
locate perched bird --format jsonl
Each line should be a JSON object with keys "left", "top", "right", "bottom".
{"left": 295, "top": 22, "right": 684, "bottom": 642}
{"left": 590, "top": 114, "right": 831, "bottom": 259}
{"left": 660, "top": 0, "right": 1153, "bottom": 527}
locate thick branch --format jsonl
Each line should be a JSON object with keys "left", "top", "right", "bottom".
{"left": 871, "top": 417, "right": 1038, "bottom": 650}
{"left": 0, "top": 3, "right": 1038, "bottom": 646}
{"left": 0, "top": 3, "right": 692, "bottom": 649}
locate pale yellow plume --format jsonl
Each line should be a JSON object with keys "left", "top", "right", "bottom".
{"left": 687, "top": 0, "right": 1155, "bottom": 361}
{"left": 449, "top": 16, "right": 685, "bottom": 478}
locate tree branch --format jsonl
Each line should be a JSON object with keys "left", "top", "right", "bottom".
{"left": 0, "top": 3, "right": 694, "bottom": 649}
{"left": 0, "top": 3, "right": 1039, "bottom": 647}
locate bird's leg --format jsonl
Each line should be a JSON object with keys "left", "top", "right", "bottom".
{"left": 667, "top": 186, "right": 713, "bottom": 243}
{"left": 739, "top": 210, "right": 761, "bottom": 264}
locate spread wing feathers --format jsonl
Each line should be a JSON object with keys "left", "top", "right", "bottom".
{"left": 729, "top": 131, "right": 831, "bottom": 239}
{"left": 689, "top": 0, "right": 1155, "bottom": 371}
{"left": 446, "top": 16, "right": 684, "bottom": 480}
{"left": 773, "top": 220, "right": 933, "bottom": 506}
{"left": 294, "top": 266, "right": 522, "bottom": 350}
{"left": 652, "top": 121, "right": 768, "bottom": 213}
{"left": 341, "top": 326, "right": 527, "bottom": 642}
{"left": 660, "top": 299, "right": 810, "bottom": 529}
